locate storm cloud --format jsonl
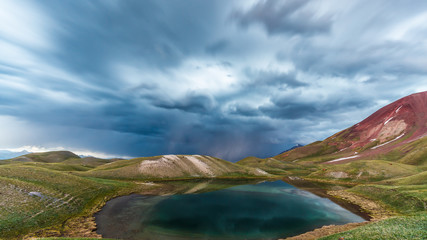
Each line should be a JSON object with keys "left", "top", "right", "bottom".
{"left": 1, "top": 0, "right": 427, "bottom": 161}
{"left": 232, "top": 0, "right": 332, "bottom": 36}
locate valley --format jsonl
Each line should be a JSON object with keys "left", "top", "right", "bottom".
{"left": 0, "top": 92, "right": 426, "bottom": 240}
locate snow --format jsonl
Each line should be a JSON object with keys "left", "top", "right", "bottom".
{"left": 395, "top": 106, "right": 402, "bottom": 113}
{"left": 327, "top": 155, "right": 360, "bottom": 163}
{"left": 384, "top": 117, "right": 394, "bottom": 125}
{"left": 371, "top": 133, "right": 405, "bottom": 150}
{"left": 338, "top": 147, "right": 349, "bottom": 152}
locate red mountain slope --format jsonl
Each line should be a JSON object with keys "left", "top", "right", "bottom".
{"left": 276, "top": 91, "right": 427, "bottom": 163}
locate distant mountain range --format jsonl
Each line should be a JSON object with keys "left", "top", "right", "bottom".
{"left": 279, "top": 144, "right": 304, "bottom": 155}
{"left": 0, "top": 150, "right": 30, "bottom": 160}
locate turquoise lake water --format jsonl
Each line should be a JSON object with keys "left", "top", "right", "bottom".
{"left": 95, "top": 180, "right": 364, "bottom": 240}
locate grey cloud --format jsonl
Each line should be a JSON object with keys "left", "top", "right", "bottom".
{"left": 244, "top": 69, "right": 307, "bottom": 88}
{"left": 152, "top": 92, "right": 215, "bottom": 114}
{"left": 206, "top": 39, "right": 229, "bottom": 55}
{"left": 228, "top": 103, "right": 261, "bottom": 117}
{"left": 39, "top": 0, "right": 225, "bottom": 81}
{"left": 232, "top": 0, "right": 332, "bottom": 36}
{"left": 260, "top": 92, "right": 376, "bottom": 120}
{"left": 260, "top": 102, "right": 317, "bottom": 120}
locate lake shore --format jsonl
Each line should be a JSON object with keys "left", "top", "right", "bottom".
{"left": 281, "top": 177, "right": 396, "bottom": 240}
{"left": 23, "top": 177, "right": 394, "bottom": 240}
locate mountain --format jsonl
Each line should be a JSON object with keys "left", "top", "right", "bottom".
{"left": 0, "top": 150, "right": 30, "bottom": 160}
{"left": 80, "top": 154, "right": 270, "bottom": 180}
{"left": 278, "top": 144, "right": 304, "bottom": 155}
{"left": 11, "top": 151, "right": 80, "bottom": 163}
{"left": 275, "top": 91, "right": 427, "bottom": 164}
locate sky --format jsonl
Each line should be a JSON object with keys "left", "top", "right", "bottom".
{"left": 1, "top": 0, "right": 427, "bottom": 161}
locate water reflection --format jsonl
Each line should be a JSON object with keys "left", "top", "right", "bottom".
{"left": 95, "top": 180, "right": 364, "bottom": 240}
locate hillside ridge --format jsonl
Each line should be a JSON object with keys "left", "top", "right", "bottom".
{"left": 276, "top": 91, "right": 427, "bottom": 163}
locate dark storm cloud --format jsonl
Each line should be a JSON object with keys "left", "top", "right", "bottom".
{"left": 152, "top": 92, "right": 215, "bottom": 114}
{"left": 259, "top": 91, "right": 376, "bottom": 120}
{"left": 232, "top": 0, "right": 332, "bottom": 36}
{"left": 259, "top": 102, "right": 317, "bottom": 120}
{"left": 228, "top": 103, "right": 261, "bottom": 117}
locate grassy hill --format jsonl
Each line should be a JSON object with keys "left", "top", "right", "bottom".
{"left": 11, "top": 151, "right": 80, "bottom": 163}
{"left": 0, "top": 152, "right": 273, "bottom": 239}
{"left": 236, "top": 156, "right": 317, "bottom": 175}
{"left": 63, "top": 157, "right": 119, "bottom": 168}
{"left": 307, "top": 160, "right": 421, "bottom": 182}
{"left": 1, "top": 146, "right": 424, "bottom": 239}
{"left": 238, "top": 140, "right": 427, "bottom": 239}
{"left": 79, "top": 154, "right": 271, "bottom": 180}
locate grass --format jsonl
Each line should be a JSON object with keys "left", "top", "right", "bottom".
{"left": 236, "top": 156, "right": 319, "bottom": 175}
{"left": 307, "top": 160, "right": 421, "bottom": 182}
{"left": 319, "top": 214, "right": 427, "bottom": 240}
{"left": 1, "top": 148, "right": 426, "bottom": 239}
{"left": 11, "top": 151, "right": 80, "bottom": 163}
{"left": 36, "top": 238, "right": 116, "bottom": 240}
{"left": 0, "top": 163, "right": 135, "bottom": 239}
{"left": 349, "top": 184, "right": 427, "bottom": 214}
{"left": 386, "top": 171, "right": 427, "bottom": 185}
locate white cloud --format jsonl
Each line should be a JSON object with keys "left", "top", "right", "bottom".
{"left": 0, "top": 0, "right": 53, "bottom": 49}
{"left": 387, "top": 11, "right": 427, "bottom": 41}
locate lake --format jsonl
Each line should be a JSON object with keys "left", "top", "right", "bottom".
{"left": 95, "top": 180, "right": 365, "bottom": 240}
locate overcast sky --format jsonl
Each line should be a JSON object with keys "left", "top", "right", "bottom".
{"left": 1, "top": 0, "right": 427, "bottom": 161}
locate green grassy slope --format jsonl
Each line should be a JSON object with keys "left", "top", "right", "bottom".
{"left": 307, "top": 160, "right": 421, "bottom": 182}
{"left": 62, "top": 157, "right": 119, "bottom": 168}
{"left": 387, "top": 171, "right": 427, "bottom": 185}
{"left": 11, "top": 151, "right": 80, "bottom": 163}
{"left": 237, "top": 137, "right": 427, "bottom": 239}
{"left": 319, "top": 214, "right": 426, "bottom": 240}
{"left": 236, "top": 156, "right": 318, "bottom": 175}
{"left": 0, "top": 163, "right": 134, "bottom": 239}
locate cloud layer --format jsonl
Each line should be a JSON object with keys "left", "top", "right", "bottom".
{"left": 1, "top": 0, "right": 427, "bottom": 161}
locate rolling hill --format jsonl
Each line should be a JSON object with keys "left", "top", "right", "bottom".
{"left": 79, "top": 154, "right": 270, "bottom": 180}
{"left": 11, "top": 151, "right": 80, "bottom": 163}
{"left": 0, "top": 151, "right": 272, "bottom": 239}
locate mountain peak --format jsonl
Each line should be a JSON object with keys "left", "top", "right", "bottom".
{"left": 340, "top": 91, "right": 427, "bottom": 148}
{"left": 276, "top": 91, "right": 427, "bottom": 163}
